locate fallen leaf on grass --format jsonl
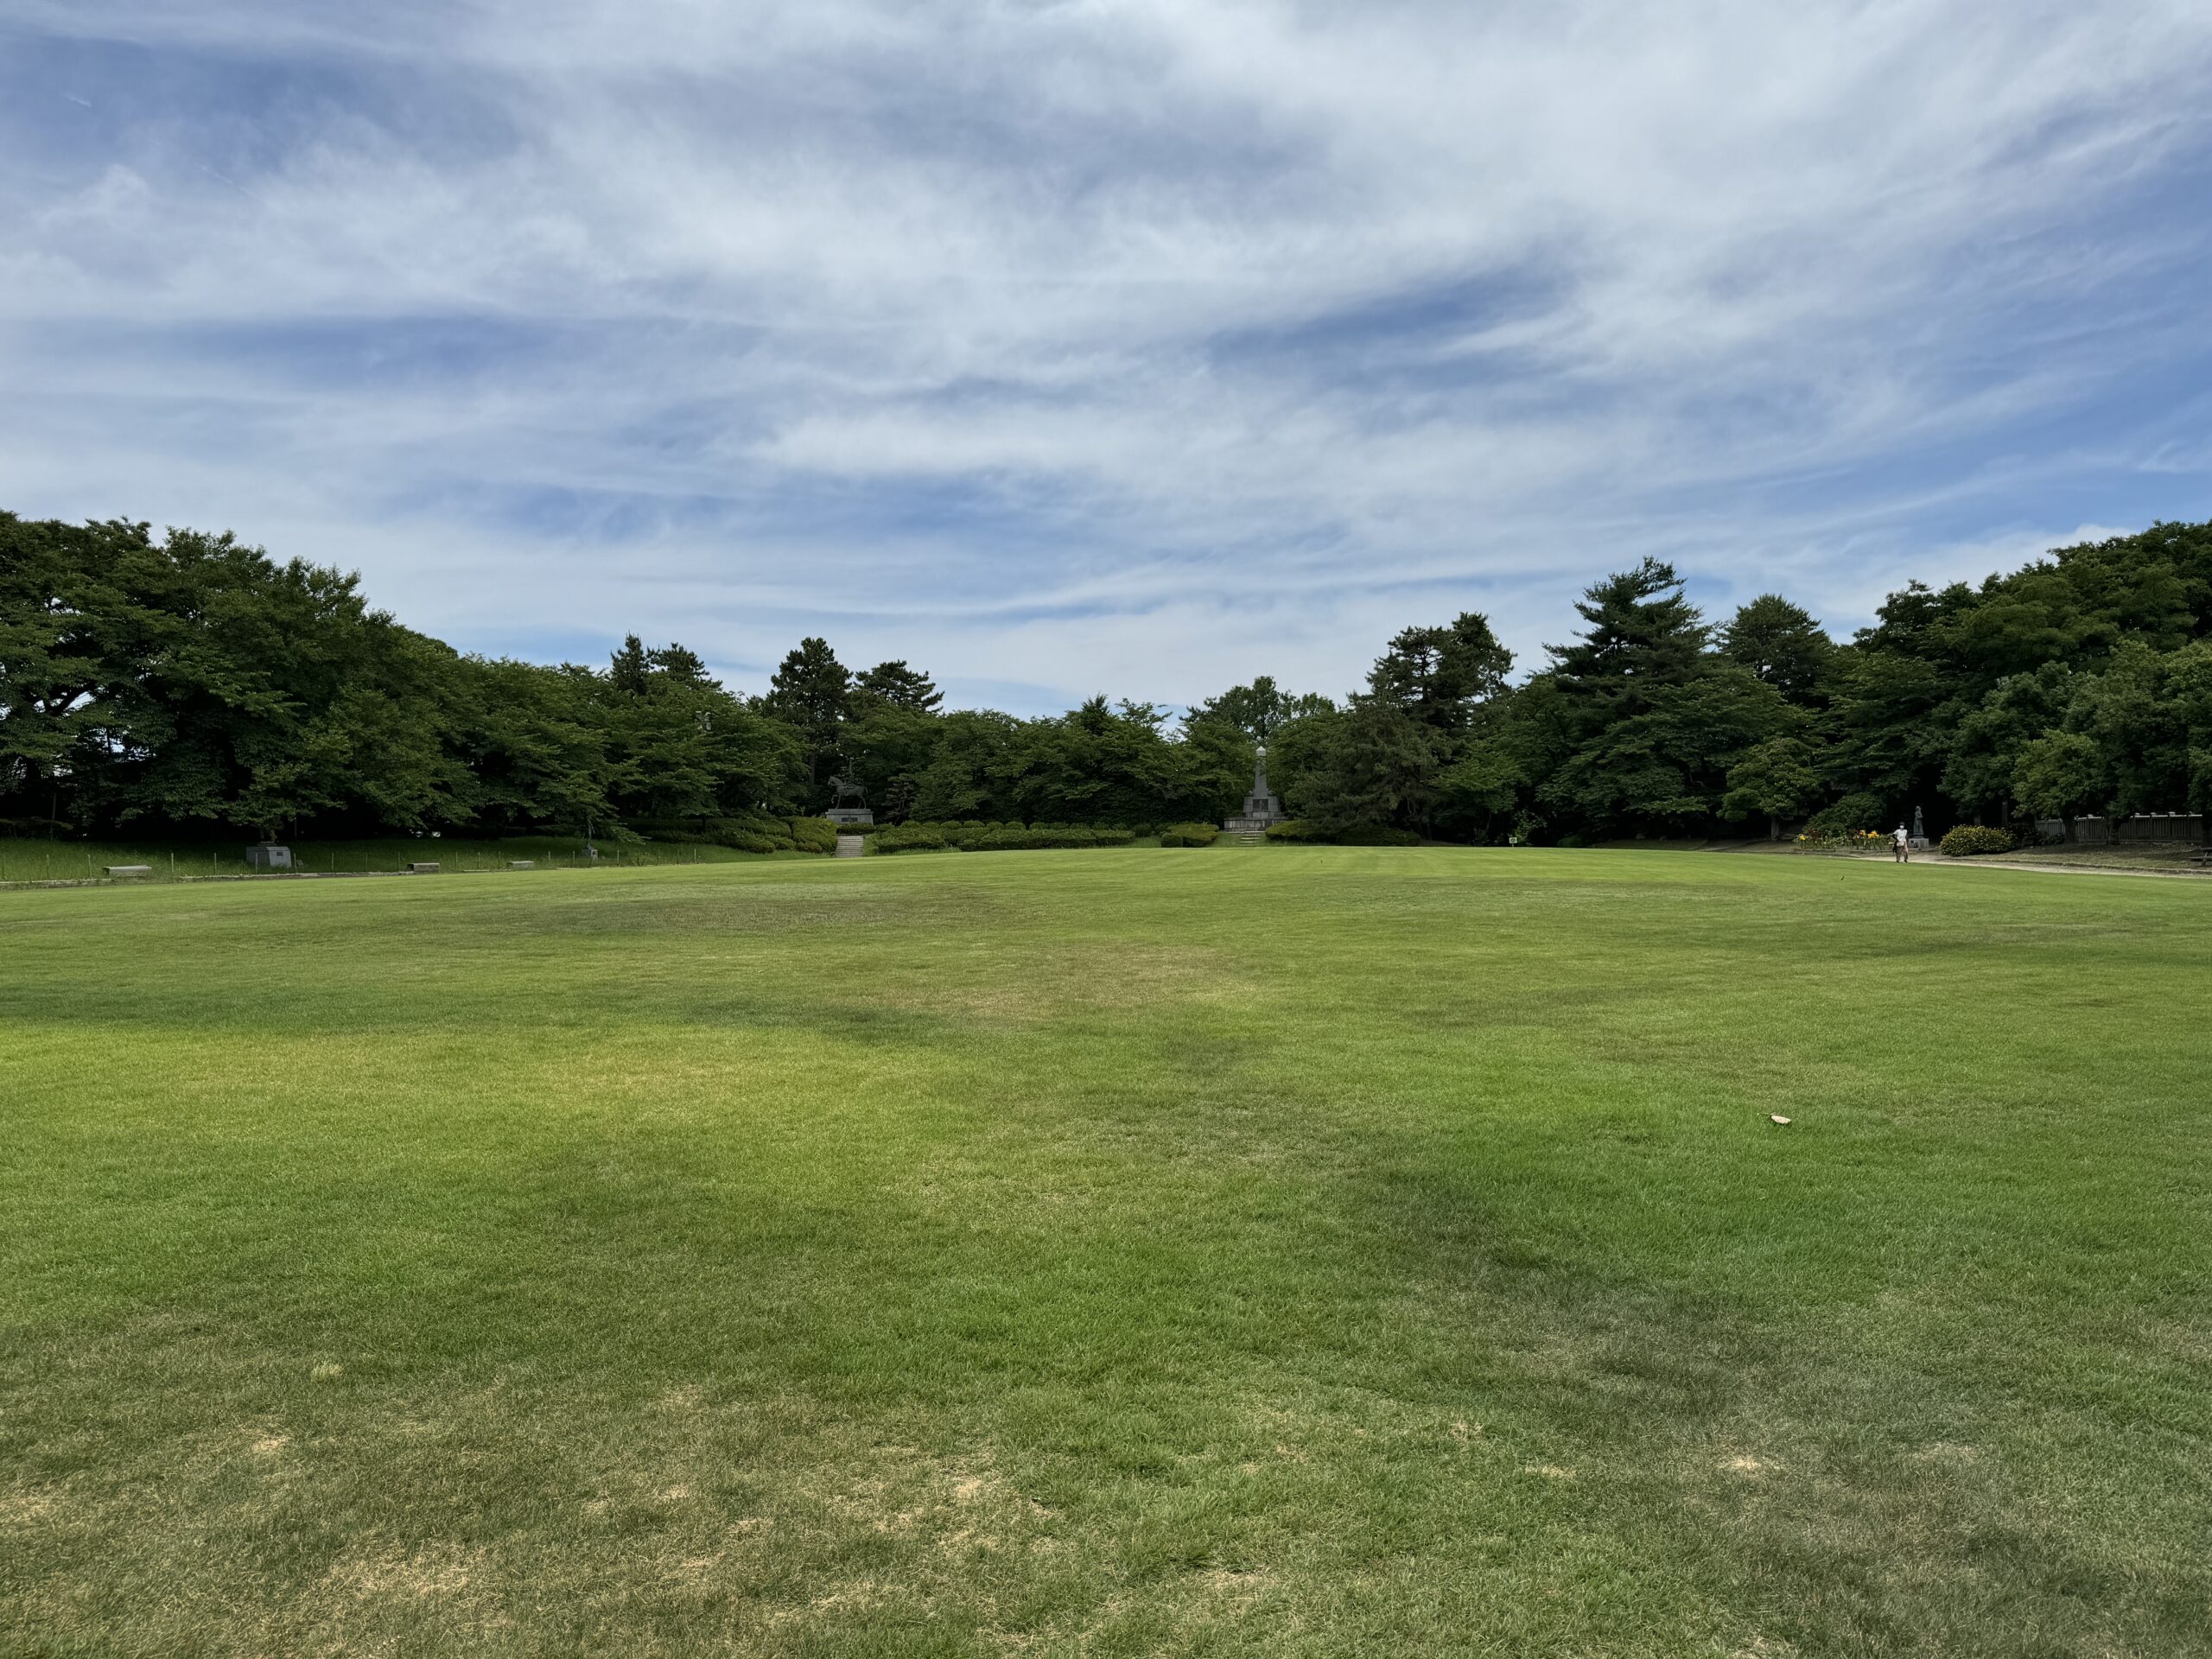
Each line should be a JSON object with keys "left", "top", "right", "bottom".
{"left": 1770, "top": 1115, "right": 1791, "bottom": 1126}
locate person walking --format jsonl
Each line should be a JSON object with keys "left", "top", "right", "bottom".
{"left": 1892, "top": 823, "right": 1910, "bottom": 863}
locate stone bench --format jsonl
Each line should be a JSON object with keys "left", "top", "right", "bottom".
{"left": 508, "top": 860, "right": 535, "bottom": 869}
{"left": 407, "top": 861, "right": 441, "bottom": 874}
{"left": 104, "top": 865, "right": 152, "bottom": 876}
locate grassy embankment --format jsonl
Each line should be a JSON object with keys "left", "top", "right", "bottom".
{"left": 4, "top": 849, "right": 2209, "bottom": 1655}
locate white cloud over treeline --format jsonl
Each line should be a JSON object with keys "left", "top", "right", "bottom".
{"left": 3, "top": 0, "right": 2209, "bottom": 705}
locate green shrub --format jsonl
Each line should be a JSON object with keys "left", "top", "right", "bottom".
{"left": 1335, "top": 824, "right": 1421, "bottom": 846}
{"left": 695, "top": 817, "right": 792, "bottom": 853}
{"left": 1805, "top": 791, "right": 1886, "bottom": 839}
{"left": 635, "top": 816, "right": 802, "bottom": 849}
{"left": 1939, "top": 824, "right": 2014, "bottom": 857}
{"left": 629, "top": 823, "right": 713, "bottom": 844}
{"left": 1127, "top": 823, "right": 1154, "bottom": 838}
{"left": 962, "top": 824, "right": 1111, "bottom": 851}
{"left": 1794, "top": 827, "right": 1884, "bottom": 854}
{"left": 1159, "top": 823, "right": 1218, "bottom": 847}
{"left": 874, "top": 824, "right": 947, "bottom": 854}
{"left": 1264, "top": 820, "right": 1325, "bottom": 842}
{"left": 785, "top": 817, "right": 838, "bottom": 855}
{"left": 1091, "top": 828, "right": 1135, "bottom": 846}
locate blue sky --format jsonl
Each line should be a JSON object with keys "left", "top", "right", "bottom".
{"left": 4, "top": 1, "right": 2210, "bottom": 715}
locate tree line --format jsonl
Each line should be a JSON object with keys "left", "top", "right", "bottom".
{"left": 3, "top": 510, "right": 2209, "bottom": 844}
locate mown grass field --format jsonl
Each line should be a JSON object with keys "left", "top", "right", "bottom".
{"left": 3, "top": 849, "right": 2209, "bottom": 1656}
{"left": 0, "top": 835, "right": 773, "bottom": 885}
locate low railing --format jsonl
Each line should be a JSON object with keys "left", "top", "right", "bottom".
{"left": 2036, "top": 814, "right": 2205, "bottom": 843}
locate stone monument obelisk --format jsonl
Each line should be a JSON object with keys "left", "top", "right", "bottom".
{"left": 1224, "top": 745, "right": 1287, "bottom": 834}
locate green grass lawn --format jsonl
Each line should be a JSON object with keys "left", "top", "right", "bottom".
{"left": 0, "top": 835, "right": 778, "bottom": 885}
{"left": 1977, "top": 842, "right": 2209, "bottom": 873}
{"left": 3, "top": 849, "right": 2209, "bottom": 1656}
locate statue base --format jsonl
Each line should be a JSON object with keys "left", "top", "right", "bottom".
{"left": 1224, "top": 791, "right": 1285, "bottom": 833}
{"left": 825, "top": 808, "right": 875, "bottom": 826}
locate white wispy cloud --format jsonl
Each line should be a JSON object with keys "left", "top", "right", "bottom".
{"left": 2, "top": 0, "right": 2209, "bottom": 707}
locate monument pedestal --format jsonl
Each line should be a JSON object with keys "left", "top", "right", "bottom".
{"left": 825, "top": 807, "right": 874, "bottom": 827}
{"left": 1222, "top": 747, "right": 1287, "bottom": 835}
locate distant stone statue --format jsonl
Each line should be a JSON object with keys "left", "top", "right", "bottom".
{"left": 824, "top": 775, "right": 874, "bottom": 827}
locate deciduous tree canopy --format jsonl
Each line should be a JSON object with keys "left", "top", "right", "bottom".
{"left": 5, "top": 510, "right": 2209, "bottom": 844}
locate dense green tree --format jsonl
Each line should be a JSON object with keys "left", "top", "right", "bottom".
{"left": 1, "top": 515, "right": 172, "bottom": 825}
{"left": 1366, "top": 614, "right": 1512, "bottom": 730}
{"left": 2172, "top": 641, "right": 2212, "bottom": 815}
{"left": 454, "top": 658, "right": 616, "bottom": 836}
{"left": 855, "top": 659, "right": 943, "bottom": 713}
{"left": 1187, "top": 676, "right": 1334, "bottom": 744}
{"left": 7, "top": 509, "right": 2210, "bottom": 849}
{"left": 2062, "top": 642, "right": 2200, "bottom": 833}
{"left": 841, "top": 701, "right": 944, "bottom": 820}
{"left": 908, "top": 709, "right": 1022, "bottom": 822}
{"left": 598, "top": 639, "right": 802, "bottom": 823}
{"left": 1001, "top": 697, "right": 1188, "bottom": 826}
{"left": 2012, "top": 731, "right": 2106, "bottom": 841}
{"left": 1723, "top": 736, "right": 1822, "bottom": 840}
{"left": 1541, "top": 666, "right": 1794, "bottom": 836}
{"left": 760, "top": 637, "right": 852, "bottom": 808}
{"left": 1281, "top": 700, "right": 1451, "bottom": 834}
{"left": 1548, "top": 559, "right": 1709, "bottom": 718}
{"left": 1821, "top": 645, "right": 1950, "bottom": 824}
{"left": 1720, "top": 594, "right": 1834, "bottom": 705}
{"left": 1434, "top": 675, "right": 1576, "bottom": 844}
{"left": 1179, "top": 717, "right": 1258, "bottom": 823}
{"left": 1942, "top": 664, "right": 2074, "bottom": 830}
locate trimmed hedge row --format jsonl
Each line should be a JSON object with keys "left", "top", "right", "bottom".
{"left": 632, "top": 816, "right": 837, "bottom": 855}
{"left": 1158, "top": 823, "right": 1219, "bottom": 847}
{"left": 873, "top": 821, "right": 1145, "bottom": 855}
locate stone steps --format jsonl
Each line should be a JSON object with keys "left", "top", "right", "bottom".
{"left": 835, "top": 836, "right": 866, "bottom": 858}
